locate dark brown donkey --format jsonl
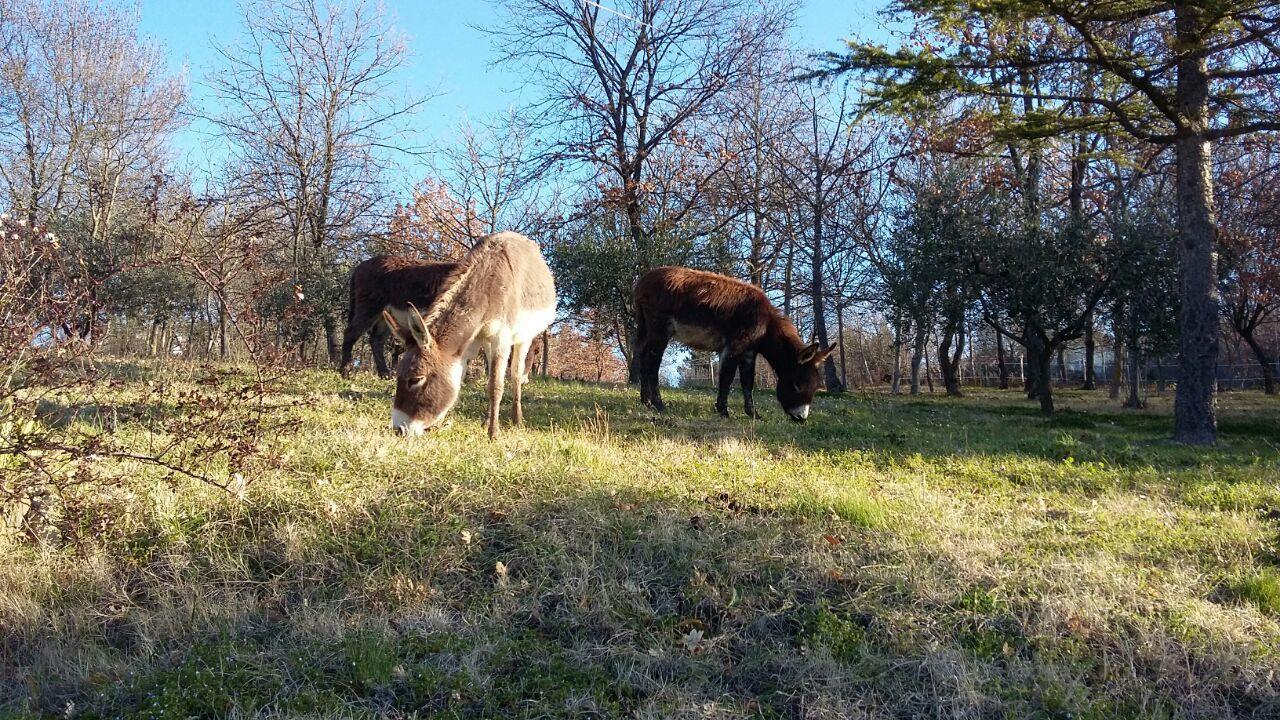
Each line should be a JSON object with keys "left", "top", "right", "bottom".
{"left": 633, "top": 266, "right": 834, "bottom": 422}
{"left": 382, "top": 232, "right": 556, "bottom": 439}
{"left": 339, "top": 256, "right": 457, "bottom": 379}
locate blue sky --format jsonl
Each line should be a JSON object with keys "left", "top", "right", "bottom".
{"left": 139, "top": 0, "right": 894, "bottom": 185}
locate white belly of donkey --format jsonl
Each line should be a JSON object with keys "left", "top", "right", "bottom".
{"left": 512, "top": 305, "right": 556, "bottom": 344}
{"left": 476, "top": 305, "right": 555, "bottom": 354}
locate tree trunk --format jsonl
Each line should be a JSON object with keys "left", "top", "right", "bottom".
{"left": 1240, "top": 331, "right": 1277, "bottom": 395}
{"left": 1026, "top": 329, "right": 1054, "bottom": 413}
{"left": 890, "top": 319, "right": 904, "bottom": 395}
{"left": 218, "top": 295, "right": 228, "bottom": 360}
{"left": 782, "top": 237, "right": 794, "bottom": 320}
{"left": 994, "top": 326, "right": 1009, "bottom": 389}
{"left": 909, "top": 324, "right": 926, "bottom": 395}
{"left": 148, "top": 318, "right": 160, "bottom": 356}
{"left": 1081, "top": 312, "right": 1096, "bottom": 389}
{"left": 810, "top": 211, "right": 844, "bottom": 393}
{"left": 938, "top": 318, "right": 964, "bottom": 397}
{"left": 836, "top": 304, "right": 848, "bottom": 389}
{"left": 1124, "top": 335, "right": 1144, "bottom": 409}
{"left": 1109, "top": 308, "right": 1123, "bottom": 400}
{"left": 1034, "top": 347, "right": 1054, "bottom": 413}
{"left": 324, "top": 313, "right": 341, "bottom": 365}
{"left": 1024, "top": 347, "right": 1038, "bottom": 399}
{"left": 1172, "top": 6, "right": 1219, "bottom": 445}
{"left": 541, "top": 330, "right": 551, "bottom": 378}
{"left": 1056, "top": 346, "right": 1068, "bottom": 384}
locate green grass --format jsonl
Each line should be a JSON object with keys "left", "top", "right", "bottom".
{"left": 3, "top": 361, "right": 1279, "bottom": 718}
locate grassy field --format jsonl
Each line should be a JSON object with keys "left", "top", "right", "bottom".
{"left": 3, "top": 361, "right": 1280, "bottom": 718}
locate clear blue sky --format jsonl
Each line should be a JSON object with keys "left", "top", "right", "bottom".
{"left": 139, "top": 0, "right": 894, "bottom": 186}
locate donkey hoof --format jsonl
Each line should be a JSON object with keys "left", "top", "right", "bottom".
{"left": 715, "top": 405, "right": 730, "bottom": 418}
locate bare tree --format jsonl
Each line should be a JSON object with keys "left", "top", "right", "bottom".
{"left": 0, "top": 0, "right": 185, "bottom": 340}
{"left": 771, "top": 79, "right": 874, "bottom": 394}
{"left": 713, "top": 53, "right": 798, "bottom": 287}
{"left": 425, "top": 111, "right": 548, "bottom": 245}
{"left": 207, "top": 0, "right": 425, "bottom": 363}
{"left": 490, "top": 0, "right": 790, "bottom": 261}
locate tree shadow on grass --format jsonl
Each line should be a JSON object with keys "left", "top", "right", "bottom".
{"left": 9, "top": 485, "right": 1277, "bottom": 718}
{"left": 511, "top": 382, "right": 1280, "bottom": 481}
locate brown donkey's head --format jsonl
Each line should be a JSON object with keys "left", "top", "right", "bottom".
{"left": 776, "top": 342, "right": 834, "bottom": 422}
{"left": 382, "top": 304, "right": 463, "bottom": 436}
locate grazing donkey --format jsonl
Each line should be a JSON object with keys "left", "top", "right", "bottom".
{"left": 382, "top": 232, "right": 556, "bottom": 438}
{"left": 339, "top": 256, "right": 458, "bottom": 379}
{"left": 633, "top": 266, "right": 833, "bottom": 422}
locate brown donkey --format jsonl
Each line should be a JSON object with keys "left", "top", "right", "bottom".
{"left": 633, "top": 266, "right": 833, "bottom": 421}
{"left": 382, "top": 232, "right": 556, "bottom": 438}
{"left": 339, "top": 256, "right": 458, "bottom": 379}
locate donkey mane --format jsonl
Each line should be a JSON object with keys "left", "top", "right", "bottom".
{"left": 420, "top": 236, "right": 506, "bottom": 328}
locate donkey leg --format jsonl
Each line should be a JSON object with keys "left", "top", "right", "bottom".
{"left": 369, "top": 321, "right": 393, "bottom": 378}
{"left": 739, "top": 352, "right": 759, "bottom": 419}
{"left": 509, "top": 341, "right": 530, "bottom": 427}
{"left": 486, "top": 343, "right": 512, "bottom": 440}
{"left": 340, "top": 311, "right": 377, "bottom": 379}
{"left": 714, "top": 353, "right": 740, "bottom": 418}
{"left": 644, "top": 329, "right": 671, "bottom": 413}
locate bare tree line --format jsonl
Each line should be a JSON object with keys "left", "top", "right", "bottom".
{"left": 1, "top": 0, "right": 1276, "bottom": 441}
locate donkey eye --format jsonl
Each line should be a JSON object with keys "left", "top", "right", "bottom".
{"left": 409, "top": 376, "right": 426, "bottom": 388}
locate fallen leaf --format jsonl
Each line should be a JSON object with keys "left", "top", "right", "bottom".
{"left": 681, "top": 628, "right": 704, "bottom": 653}
{"left": 460, "top": 530, "right": 473, "bottom": 545}
{"left": 495, "top": 561, "right": 509, "bottom": 585}
{"left": 823, "top": 534, "right": 843, "bottom": 547}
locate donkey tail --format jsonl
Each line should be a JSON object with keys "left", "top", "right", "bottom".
{"left": 633, "top": 301, "right": 648, "bottom": 351}
{"left": 346, "top": 264, "right": 359, "bottom": 326}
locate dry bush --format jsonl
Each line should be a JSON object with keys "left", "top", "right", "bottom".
{"left": 1, "top": 214, "right": 298, "bottom": 547}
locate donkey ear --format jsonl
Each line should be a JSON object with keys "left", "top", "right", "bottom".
{"left": 813, "top": 345, "right": 836, "bottom": 364}
{"left": 798, "top": 341, "right": 820, "bottom": 364}
{"left": 382, "top": 309, "right": 411, "bottom": 346}
{"left": 405, "top": 302, "right": 433, "bottom": 349}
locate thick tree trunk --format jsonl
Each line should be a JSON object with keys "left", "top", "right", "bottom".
{"left": 1124, "top": 335, "right": 1144, "bottom": 409}
{"left": 1081, "top": 312, "right": 1096, "bottom": 389}
{"left": 1024, "top": 347, "right": 1039, "bottom": 399}
{"left": 938, "top": 318, "right": 964, "bottom": 397}
{"left": 1026, "top": 330, "right": 1054, "bottom": 413}
{"left": 1172, "top": 7, "right": 1219, "bottom": 445}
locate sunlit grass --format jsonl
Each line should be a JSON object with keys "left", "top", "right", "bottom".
{"left": 2, "top": 360, "right": 1278, "bottom": 717}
